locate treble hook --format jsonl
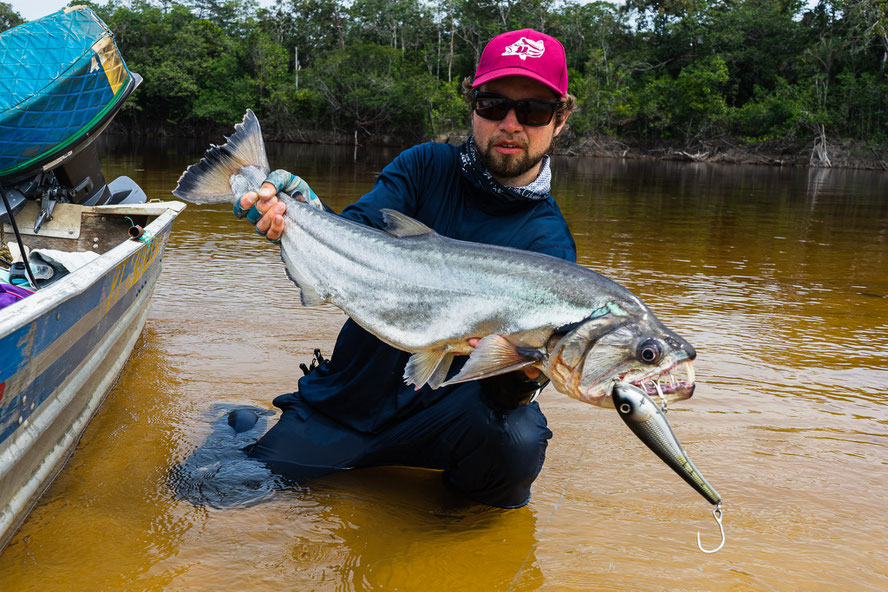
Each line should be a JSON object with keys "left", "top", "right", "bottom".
{"left": 697, "top": 503, "right": 726, "bottom": 553}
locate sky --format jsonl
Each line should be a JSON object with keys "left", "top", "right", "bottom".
{"left": 10, "top": 0, "right": 106, "bottom": 22}
{"left": 8, "top": 0, "right": 820, "bottom": 27}
{"left": 9, "top": 0, "right": 69, "bottom": 22}
{"left": 7, "top": 0, "right": 275, "bottom": 22}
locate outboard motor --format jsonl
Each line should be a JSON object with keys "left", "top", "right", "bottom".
{"left": 0, "top": 7, "right": 145, "bottom": 236}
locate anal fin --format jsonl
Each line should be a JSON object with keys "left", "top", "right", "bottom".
{"left": 404, "top": 348, "right": 455, "bottom": 390}
{"left": 427, "top": 352, "right": 455, "bottom": 389}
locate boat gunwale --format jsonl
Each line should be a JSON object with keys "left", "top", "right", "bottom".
{"left": 0, "top": 200, "right": 185, "bottom": 339}
{"left": 0, "top": 199, "right": 184, "bottom": 552}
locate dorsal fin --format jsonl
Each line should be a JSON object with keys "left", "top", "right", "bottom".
{"left": 380, "top": 209, "right": 435, "bottom": 238}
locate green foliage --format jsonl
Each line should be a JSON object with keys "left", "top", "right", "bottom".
{"left": 306, "top": 42, "right": 462, "bottom": 137}
{"left": 728, "top": 78, "right": 808, "bottom": 139}
{"left": 70, "top": 0, "right": 888, "bottom": 145}
{"left": 632, "top": 55, "right": 730, "bottom": 143}
{"left": 569, "top": 51, "right": 636, "bottom": 137}
{"left": 833, "top": 70, "right": 888, "bottom": 141}
{"left": 0, "top": 1, "right": 24, "bottom": 33}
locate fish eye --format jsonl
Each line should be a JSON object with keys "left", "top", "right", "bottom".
{"left": 637, "top": 339, "right": 662, "bottom": 364}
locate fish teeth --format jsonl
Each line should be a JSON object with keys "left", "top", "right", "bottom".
{"left": 654, "top": 380, "right": 668, "bottom": 410}
{"left": 686, "top": 360, "right": 696, "bottom": 383}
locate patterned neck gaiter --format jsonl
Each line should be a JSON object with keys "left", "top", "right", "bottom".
{"left": 459, "top": 136, "right": 551, "bottom": 203}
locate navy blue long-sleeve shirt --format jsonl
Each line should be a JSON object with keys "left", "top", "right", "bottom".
{"left": 283, "top": 142, "right": 576, "bottom": 433}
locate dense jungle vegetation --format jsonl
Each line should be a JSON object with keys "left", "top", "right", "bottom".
{"left": 2, "top": 0, "right": 887, "bottom": 164}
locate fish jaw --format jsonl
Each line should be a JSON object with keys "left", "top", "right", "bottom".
{"left": 613, "top": 359, "right": 696, "bottom": 405}
{"left": 544, "top": 315, "right": 697, "bottom": 407}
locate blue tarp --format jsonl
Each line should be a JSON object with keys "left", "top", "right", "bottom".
{"left": 0, "top": 7, "right": 134, "bottom": 178}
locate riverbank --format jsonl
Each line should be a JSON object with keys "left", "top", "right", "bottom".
{"left": 110, "top": 119, "right": 887, "bottom": 171}
{"left": 429, "top": 132, "right": 888, "bottom": 171}
{"left": 560, "top": 135, "right": 888, "bottom": 171}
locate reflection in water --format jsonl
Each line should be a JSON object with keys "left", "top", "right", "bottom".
{"left": 1, "top": 137, "right": 887, "bottom": 590}
{"left": 170, "top": 405, "right": 280, "bottom": 508}
{"left": 290, "top": 468, "right": 542, "bottom": 590}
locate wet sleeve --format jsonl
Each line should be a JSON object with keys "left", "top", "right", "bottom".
{"left": 338, "top": 146, "right": 427, "bottom": 230}
{"left": 481, "top": 371, "right": 549, "bottom": 410}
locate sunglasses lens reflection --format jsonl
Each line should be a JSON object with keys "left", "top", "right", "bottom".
{"left": 474, "top": 94, "right": 559, "bottom": 126}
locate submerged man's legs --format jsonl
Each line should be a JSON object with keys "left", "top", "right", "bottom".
{"left": 245, "top": 394, "right": 371, "bottom": 481}
{"left": 246, "top": 383, "right": 552, "bottom": 508}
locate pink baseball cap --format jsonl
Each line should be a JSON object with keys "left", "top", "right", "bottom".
{"left": 472, "top": 29, "right": 568, "bottom": 96}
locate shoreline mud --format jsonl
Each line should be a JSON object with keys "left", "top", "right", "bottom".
{"left": 108, "top": 120, "right": 888, "bottom": 171}
{"left": 561, "top": 135, "right": 888, "bottom": 171}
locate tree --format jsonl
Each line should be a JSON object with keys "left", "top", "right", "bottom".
{"left": 637, "top": 54, "right": 730, "bottom": 144}
{"left": 184, "top": 0, "right": 259, "bottom": 34}
{"left": 308, "top": 42, "right": 462, "bottom": 137}
{"left": 835, "top": 0, "right": 888, "bottom": 70}
{"left": 0, "top": 1, "right": 24, "bottom": 33}
{"left": 18, "top": 0, "right": 878, "bottom": 147}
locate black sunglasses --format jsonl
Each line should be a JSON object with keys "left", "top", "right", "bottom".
{"left": 472, "top": 91, "right": 563, "bottom": 126}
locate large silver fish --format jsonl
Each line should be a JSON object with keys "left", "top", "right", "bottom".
{"left": 172, "top": 110, "right": 696, "bottom": 407}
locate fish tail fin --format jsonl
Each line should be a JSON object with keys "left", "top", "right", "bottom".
{"left": 405, "top": 349, "right": 455, "bottom": 390}
{"left": 172, "top": 109, "right": 270, "bottom": 204}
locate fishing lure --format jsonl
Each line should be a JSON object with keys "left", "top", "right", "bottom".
{"left": 612, "top": 380, "right": 726, "bottom": 553}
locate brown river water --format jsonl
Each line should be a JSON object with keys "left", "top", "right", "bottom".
{"left": 1, "top": 137, "right": 886, "bottom": 591}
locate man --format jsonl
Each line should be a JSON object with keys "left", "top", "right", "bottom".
{"left": 238, "top": 29, "right": 577, "bottom": 509}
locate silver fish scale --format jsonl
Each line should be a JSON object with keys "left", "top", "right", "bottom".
{"left": 271, "top": 191, "right": 643, "bottom": 353}
{"left": 230, "top": 165, "right": 270, "bottom": 198}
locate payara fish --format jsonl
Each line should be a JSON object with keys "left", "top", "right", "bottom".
{"left": 172, "top": 110, "right": 696, "bottom": 408}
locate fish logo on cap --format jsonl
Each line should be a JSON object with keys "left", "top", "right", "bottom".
{"left": 501, "top": 37, "right": 545, "bottom": 60}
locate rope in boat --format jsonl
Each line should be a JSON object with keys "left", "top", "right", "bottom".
{"left": 0, "top": 185, "right": 40, "bottom": 290}
{"left": 507, "top": 402, "right": 604, "bottom": 591}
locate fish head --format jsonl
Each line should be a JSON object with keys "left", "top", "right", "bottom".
{"left": 544, "top": 310, "right": 696, "bottom": 407}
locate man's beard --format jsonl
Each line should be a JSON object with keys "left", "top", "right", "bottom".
{"left": 475, "top": 135, "right": 552, "bottom": 181}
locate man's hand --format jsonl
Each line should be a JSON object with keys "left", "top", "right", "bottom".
{"left": 234, "top": 169, "right": 322, "bottom": 243}
{"left": 466, "top": 337, "right": 541, "bottom": 380}
{"left": 238, "top": 183, "right": 286, "bottom": 241}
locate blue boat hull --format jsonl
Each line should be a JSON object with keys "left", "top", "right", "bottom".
{"left": 0, "top": 201, "right": 184, "bottom": 551}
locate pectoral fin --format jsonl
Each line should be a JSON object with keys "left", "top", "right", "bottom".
{"left": 440, "top": 335, "right": 544, "bottom": 387}
{"left": 281, "top": 247, "right": 326, "bottom": 306}
{"left": 405, "top": 348, "right": 455, "bottom": 390}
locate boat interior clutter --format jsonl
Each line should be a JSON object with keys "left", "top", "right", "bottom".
{"left": 0, "top": 6, "right": 147, "bottom": 310}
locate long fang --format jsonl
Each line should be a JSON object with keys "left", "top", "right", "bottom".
{"left": 654, "top": 381, "right": 668, "bottom": 411}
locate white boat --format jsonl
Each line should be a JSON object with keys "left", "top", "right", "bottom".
{"left": 0, "top": 200, "right": 184, "bottom": 550}
{"left": 0, "top": 7, "right": 185, "bottom": 550}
